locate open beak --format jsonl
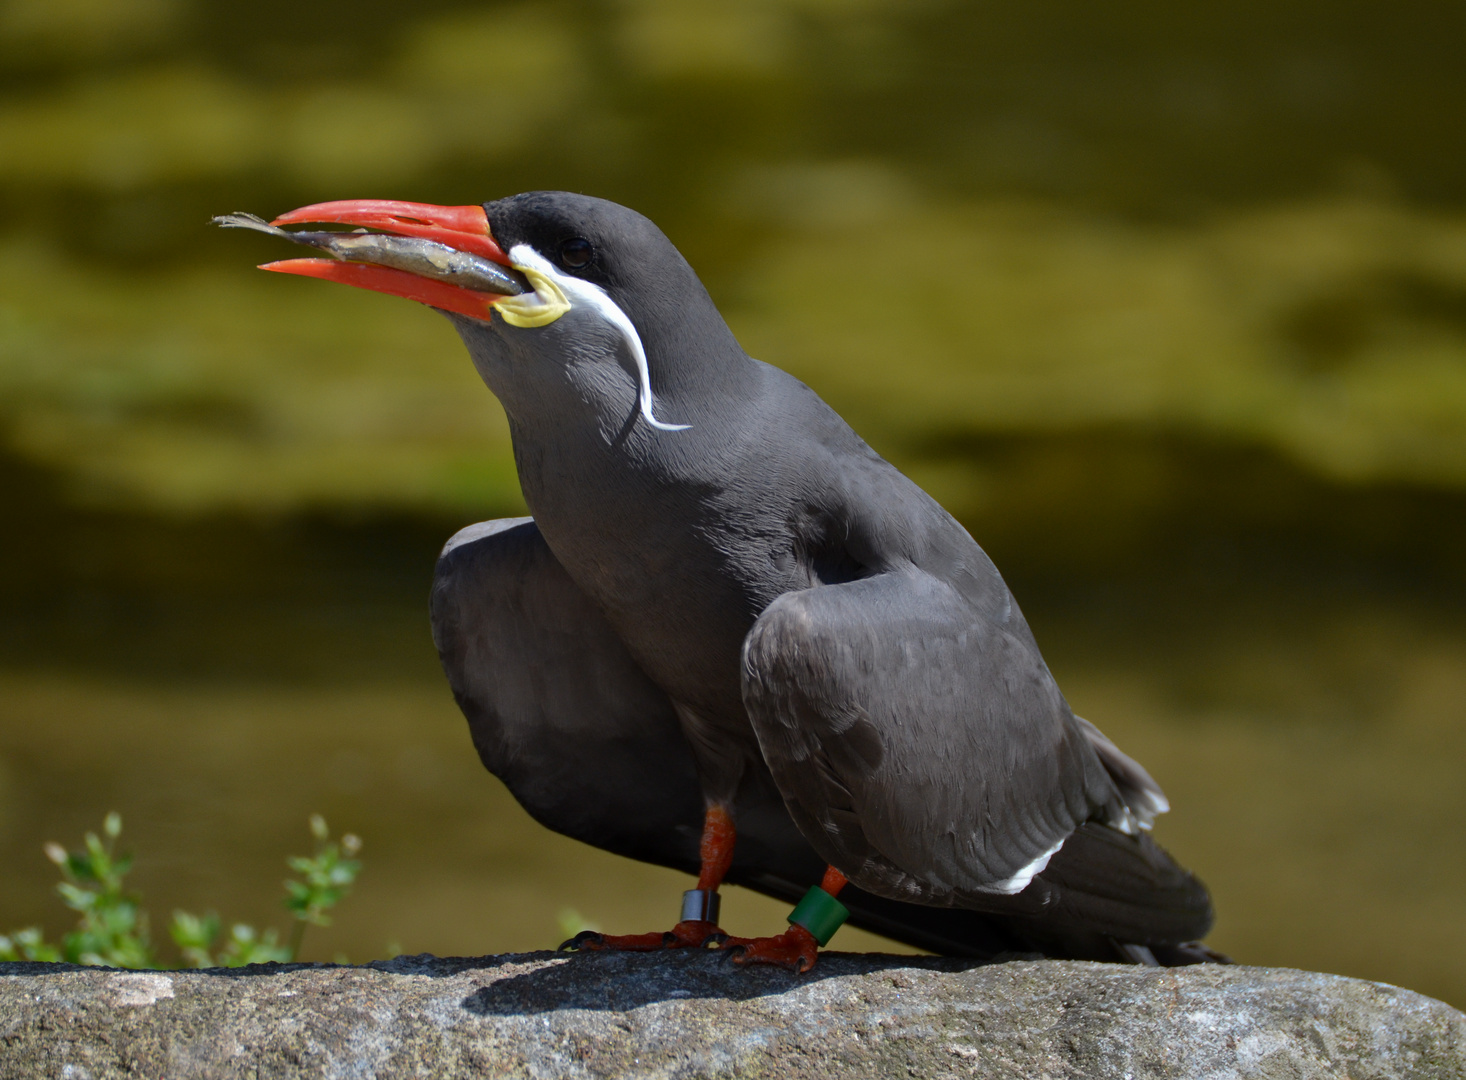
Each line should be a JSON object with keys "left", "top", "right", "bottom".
{"left": 254, "top": 199, "right": 520, "bottom": 322}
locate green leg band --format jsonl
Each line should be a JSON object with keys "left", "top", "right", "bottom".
{"left": 787, "top": 886, "right": 849, "bottom": 946}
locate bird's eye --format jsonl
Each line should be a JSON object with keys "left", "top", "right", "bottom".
{"left": 559, "top": 237, "right": 594, "bottom": 270}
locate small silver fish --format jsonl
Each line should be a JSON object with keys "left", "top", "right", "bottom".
{"left": 213, "top": 212, "right": 527, "bottom": 296}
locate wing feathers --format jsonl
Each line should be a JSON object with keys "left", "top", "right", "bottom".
{"left": 743, "top": 569, "right": 1118, "bottom": 902}
{"left": 1074, "top": 714, "right": 1171, "bottom": 830}
{"left": 431, "top": 517, "right": 706, "bottom": 867}
{"left": 1023, "top": 823, "right": 1214, "bottom": 943}
{"left": 436, "top": 521, "right": 1213, "bottom": 953}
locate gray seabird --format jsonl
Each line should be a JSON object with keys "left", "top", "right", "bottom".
{"left": 223, "top": 192, "right": 1216, "bottom": 971}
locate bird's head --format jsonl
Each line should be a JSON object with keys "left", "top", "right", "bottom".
{"left": 230, "top": 192, "right": 743, "bottom": 433}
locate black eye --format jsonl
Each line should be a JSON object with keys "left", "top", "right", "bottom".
{"left": 559, "top": 237, "right": 594, "bottom": 270}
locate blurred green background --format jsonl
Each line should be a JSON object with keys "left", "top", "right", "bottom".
{"left": 2, "top": 0, "right": 1464, "bottom": 1004}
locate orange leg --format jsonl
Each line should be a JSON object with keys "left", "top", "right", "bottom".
{"left": 696, "top": 803, "right": 737, "bottom": 891}
{"left": 564, "top": 805, "right": 736, "bottom": 953}
{"left": 821, "top": 865, "right": 849, "bottom": 895}
{"left": 723, "top": 866, "right": 849, "bottom": 973}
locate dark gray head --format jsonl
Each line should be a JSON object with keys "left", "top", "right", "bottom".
{"left": 453, "top": 192, "right": 751, "bottom": 436}
{"left": 240, "top": 191, "right": 754, "bottom": 439}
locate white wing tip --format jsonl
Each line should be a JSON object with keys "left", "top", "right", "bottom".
{"left": 978, "top": 836, "right": 1066, "bottom": 896}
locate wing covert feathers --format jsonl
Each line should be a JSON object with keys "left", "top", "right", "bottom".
{"left": 741, "top": 569, "right": 1115, "bottom": 902}
{"left": 741, "top": 569, "right": 1213, "bottom": 944}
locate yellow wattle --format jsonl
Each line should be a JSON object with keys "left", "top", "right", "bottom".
{"left": 491, "top": 264, "right": 571, "bottom": 327}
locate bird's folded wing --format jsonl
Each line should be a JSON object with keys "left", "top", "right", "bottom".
{"left": 430, "top": 517, "right": 706, "bottom": 868}
{"left": 741, "top": 567, "right": 1119, "bottom": 905}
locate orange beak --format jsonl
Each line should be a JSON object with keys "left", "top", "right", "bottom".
{"left": 260, "top": 199, "right": 514, "bottom": 322}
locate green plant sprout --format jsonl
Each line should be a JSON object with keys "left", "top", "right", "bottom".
{"left": 0, "top": 813, "right": 362, "bottom": 969}
{"left": 2, "top": 811, "right": 157, "bottom": 968}
{"left": 0, "top": 927, "right": 60, "bottom": 964}
{"left": 169, "top": 910, "right": 291, "bottom": 968}
{"left": 282, "top": 814, "right": 363, "bottom": 962}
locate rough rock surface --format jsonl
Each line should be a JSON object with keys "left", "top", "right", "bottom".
{"left": 2, "top": 952, "right": 1462, "bottom": 1079}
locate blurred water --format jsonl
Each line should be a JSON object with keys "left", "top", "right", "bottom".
{"left": 1, "top": 448, "right": 1462, "bottom": 1005}
{"left": 1, "top": 0, "right": 1464, "bottom": 1007}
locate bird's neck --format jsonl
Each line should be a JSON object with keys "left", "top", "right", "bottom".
{"left": 628, "top": 290, "right": 756, "bottom": 408}
{"left": 458, "top": 292, "right": 761, "bottom": 446}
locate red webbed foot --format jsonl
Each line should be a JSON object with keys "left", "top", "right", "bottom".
{"left": 721, "top": 924, "right": 821, "bottom": 973}
{"left": 721, "top": 867, "right": 848, "bottom": 973}
{"left": 561, "top": 919, "right": 726, "bottom": 953}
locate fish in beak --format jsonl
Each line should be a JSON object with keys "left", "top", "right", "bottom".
{"left": 214, "top": 200, "right": 530, "bottom": 322}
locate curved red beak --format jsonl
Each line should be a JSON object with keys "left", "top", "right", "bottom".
{"left": 260, "top": 199, "right": 513, "bottom": 321}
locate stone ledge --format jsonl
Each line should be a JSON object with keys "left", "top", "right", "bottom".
{"left": 2, "top": 952, "right": 1463, "bottom": 1079}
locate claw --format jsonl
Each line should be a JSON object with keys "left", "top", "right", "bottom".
{"left": 559, "top": 930, "right": 605, "bottom": 951}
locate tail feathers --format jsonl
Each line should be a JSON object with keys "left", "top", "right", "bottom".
{"left": 1026, "top": 822, "right": 1215, "bottom": 946}
{"left": 1074, "top": 715, "right": 1170, "bottom": 830}
{"left": 737, "top": 868, "right": 1220, "bottom": 965}
{"left": 743, "top": 824, "right": 1217, "bottom": 964}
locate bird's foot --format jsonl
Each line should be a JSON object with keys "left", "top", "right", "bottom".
{"left": 719, "top": 924, "right": 820, "bottom": 973}
{"left": 560, "top": 920, "right": 726, "bottom": 953}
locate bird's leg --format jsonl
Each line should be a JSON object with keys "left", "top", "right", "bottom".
{"left": 672, "top": 801, "right": 737, "bottom": 944}
{"left": 722, "top": 866, "right": 849, "bottom": 973}
{"left": 562, "top": 805, "right": 735, "bottom": 952}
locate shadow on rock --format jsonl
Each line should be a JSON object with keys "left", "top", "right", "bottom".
{"left": 456, "top": 949, "right": 983, "bottom": 1015}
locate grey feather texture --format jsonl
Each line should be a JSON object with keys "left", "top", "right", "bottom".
{"left": 430, "top": 517, "right": 705, "bottom": 866}
{"left": 741, "top": 569, "right": 1113, "bottom": 902}
{"left": 431, "top": 518, "right": 1213, "bottom": 956}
